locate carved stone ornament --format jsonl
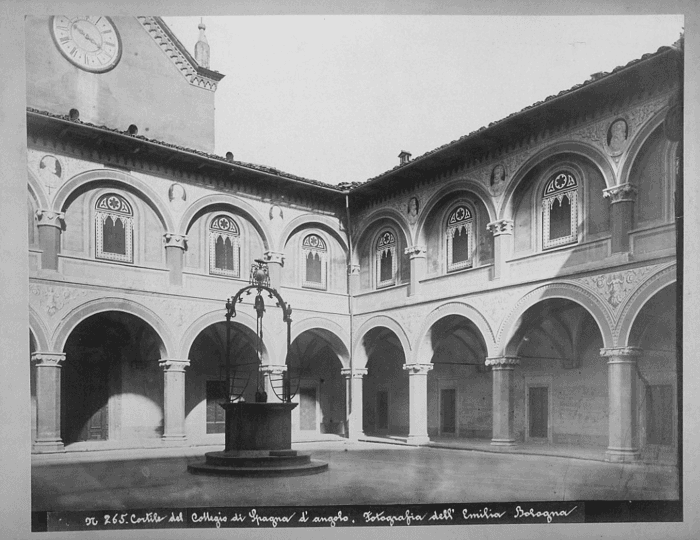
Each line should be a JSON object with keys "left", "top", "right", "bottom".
{"left": 605, "top": 117, "right": 630, "bottom": 157}
{"left": 403, "top": 363, "right": 434, "bottom": 375}
{"left": 35, "top": 210, "right": 65, "bottom": 229}
{"left": 341, "top": 368, "right": 368, "bottom": 378}
{"left": 263, "top": 251, "right": 285, "bottom": 266}
{"left": 137, "top": 17, "right": 219, "bottom": 91}
{"left": 158, "top": 358, "right": 191, "bottom": 372}
{"left": 29, "top": 284, "right": 87, "bottom": 317}
{"left": 404, "top": 245, "right": 427, "bottom": 258}
{"left": 603, "top": 183, "right": 637, "bottom": 204}
{"left": 31, "top": 352, "right": 66, "bottom": 366}
{"left": 347, "top": 264, "right": 361, "bottom": 276}
{"left": 259, "top": 364, "right": 287, "bottom": 375}
{"left": 488, "top": 163, "right": 507, "bottom": 196}
{"left": 487, "top": 219, "right": 514, "bottom": 236}
{"left": 485, "top": 356, "right": 520, "bottom": 367}
{"left": 407, "top": 197, "right": 420, "bottom": 225}
{"left": 578, "top": 266, "right": 655, "bottom": 311}
{"left": 599, "top": 347, "right": 642, "bottom": 359}
{"left": 38, "top": 155, "right": 63, "bottom": 195}
{"left": 163, "top": 233, "right": 188, "bottom": 249}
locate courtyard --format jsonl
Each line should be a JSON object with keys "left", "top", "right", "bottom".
{"left": 32, "top": 440, "right": 678, "bottom": 512}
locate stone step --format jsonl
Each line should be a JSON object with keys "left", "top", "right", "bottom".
{"left": 204, "top": 451, "right": 311, "bottom": 468}
{"left": 188, "top": 460, "right": 328, "bottom": 478}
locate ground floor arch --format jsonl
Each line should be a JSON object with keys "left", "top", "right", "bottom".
{"left": 185, "top": 320, "right": 262, "bottom": 442}
{"left": 627, "top": 282, "right": 677, "bottom": 463}
{"left": 360, "top": 326, "right": 410, "bottom": 439}
{"left": 61, "top": 311, "right": 166, "bottom": 446}
{"left": 423, "top": 313, "right": 492, "bottom": 441}
{"left": 287, "top": 328, "right": 347, "bottom": 439}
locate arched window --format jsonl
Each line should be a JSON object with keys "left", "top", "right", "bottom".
{"left": 301, "top": 234, "right": 327, "bottom": 289}
{"left": 446, "top": 205, "right": 474, "bottom": 272}
{"left": 542, "top": 171, "right": 578, "bottom": 249}
{"left": 95, "top": 193, "right": 133, "bottom": 263}
{"left": 376, "top": 231, "right": 397, "bottom": 288}
{"left": 209, "top": 215, "right": 240, "bottom": 277}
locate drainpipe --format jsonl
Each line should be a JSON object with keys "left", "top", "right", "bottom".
{"left": 345, "top": 192, "right": 355, "bottom": 436}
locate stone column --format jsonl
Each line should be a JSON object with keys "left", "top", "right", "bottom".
{"left": 603, "top": 184, "right": 637, "bottom": 254}
{"left": 348, "top": 264, "right": 361, "bottom": 294}
{"left": 159, "top": 358, "right": 190, "bottom": 443}
{"left": 601, "top": 347, "right": 641, "bottom": 462}
{"left": 486, "top": 219, "right": 514, "bottom": 280}
{"left": 164, "top": 233, "right": 187, "bottom": 286}
{"left": 259, "top": 364, "right": 287, "bottom": 402}
{"left": 263, "top": 251, "right": 285, "bottom": 290}
{"left": 35, "top": 210, "right": 64, "bottom": 271}
{"left": 404, "top": 245, "right": 427, "bottom": 296}
{"left": 403, "top": 363, "right": 433, "bottom": 445}
{"left": 341, "top": 367, "right": 368, "bottom": 439}
{"left": 31, "top": 352, "right": 65, "bottom": 452}
{"left": 486, "top": 356, "right": 520, "bottom": 446}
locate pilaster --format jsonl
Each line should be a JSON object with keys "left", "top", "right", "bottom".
{"left": 485, "top": 356, "right": 520, "bottom": 446}
{"left": 487, "top": 219, "right": 513, "bottom": 280}
{"left": 342, "top": 367, "right": 368, "bottom": 439}
{"left": 164, "top": 233, "right": 187, "bottom": 286}
{"left": 159, "top": 358, "right": 190, "bottom": 443}
{"left": 31, "top": 352, "right": 66, "bottom": 452}
{"left": 404, "top": 245, "right": 427, "bottom": 296}
{"left": 603, "top": 183, "right": 637, "bottom": 254}
{"left": 403, "top": 363, "right": 433, "bottom": 445}
{"left": 35, "top": 210, "right": 65, "bottom": 271}
{"left": 601, "top": 347, "right": 642, "bottom": 462}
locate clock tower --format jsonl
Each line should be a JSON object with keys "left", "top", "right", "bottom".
{"left": 26, "top": 16, "right": 224, "bottom": 153}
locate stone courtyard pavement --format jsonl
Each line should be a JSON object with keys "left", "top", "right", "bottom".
{"left": 31, "top": 440, "right": 679, "bottom": 512}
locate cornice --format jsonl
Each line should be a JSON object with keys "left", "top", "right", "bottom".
{"left": 137, "top": 16, "right": 224, "bottom": 92}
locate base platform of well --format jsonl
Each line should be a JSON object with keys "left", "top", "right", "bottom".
{"left": 188, "top": 449, "right": 328, "bottom": 477}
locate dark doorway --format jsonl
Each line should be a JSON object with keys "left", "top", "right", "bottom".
{"left": 300, "top": 387, "right": 317, "bottom": 431}
{"left": 528, "top": 386, "right": 549, "bottom": 439}
{"left": 440, "top": 388, "right": 457, "bottom": 434}
{"left": 646, "top": 385, "right": 673, "bottom": 446}
{"left": 376, "top": 390, "right": 389, "bottom": 430}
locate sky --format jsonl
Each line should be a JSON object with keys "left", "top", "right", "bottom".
{"left": 162, "top": 15, "right": 684, "bottom": 185}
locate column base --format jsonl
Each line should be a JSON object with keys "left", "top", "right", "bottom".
{"left": 161, "top": 434, "right": 187, "bottom": 445}
{"left": 406, "top": 435, "right": 430, "bottom": 446}
{"left": 605, "top": 447, "right": 640, "bottom": 463}
{"left": 490, "top": 438, "right": 517, "bottom": 447}
{"left": 32, "top": 439, "right": 65, "bottom": 453}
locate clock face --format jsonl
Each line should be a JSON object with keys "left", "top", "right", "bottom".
{"left": 51, "top": 16, "right": 122, "bottom": 73}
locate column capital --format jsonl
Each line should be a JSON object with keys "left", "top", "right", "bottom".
{"left": 159, "top": 358, "right": 190, "bottom": 372}
{"left": 163, "top": 233, "right": 188, "bottom": 249}
{"left": 347, "top": 264, "right": 360, "bottom": 276}
{"left": 259, "top": 364, "right": 287, "bottom": 375}
{"left": 600, "top": 347, "right": 642, "bottom": 360}
{"left": 403, "top": 363, "right": 433, "bottom": 375}
{"left": 31, "top": 352, "right": 66, "bottom": 366}
{"left": 485, "top": 356, "right": 520, "bottom": 368}
{"left": 487, "top": 219, "right": 514, "bottom": 236}
{"left": 35, "top": 209, "right": 65, "bottom": 229}
{"left": 263, "top": 251, "right": 285, "bottom": 266}
{"left": 404, "top": 245, "right": 427, "bottom": 258}
{"left": 603, "top": 183, "right": 637, "bottom": 204}
{"left": 341, "top": 367, "right": 368, "bottom": 378}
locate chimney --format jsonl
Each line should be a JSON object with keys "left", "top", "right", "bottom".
{"left": 398, "top": 150, "right": 412, "bottom": 165}
{"left": 194, "top": 18, "right": 210, "bottom": 69}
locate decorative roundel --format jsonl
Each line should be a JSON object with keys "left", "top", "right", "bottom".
{"left": 545, "top": 172, "right": 577, "bottom": 195}
{"left": 377, "top": 231, "right": 396, "bottom": 248}
{"left": 448, "top": 205, "right": 473, "bottom": 225}
{"left": 96, "top": 193, "right": 132, "bottom": 215}
{"left": 303, "top": 234, "right": 327, "bottom": 251}
{"left": 210, "top": 215, "right": 239, "bottom": 234}
{"left": 51, "top": 16, "right": 122, "bottom": 73}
